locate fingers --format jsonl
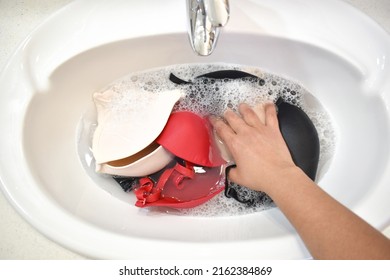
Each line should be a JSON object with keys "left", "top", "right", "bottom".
{"left": 211, "top": 102, "right": 279, "bottom": 140}
{"left": 209, "top": 115, "right": 236, "bottom": 143}
{"left": 253, "top": 103, "right": 266, "bottom": 125}
{"left": 264, "top": 102, "right": 279, "bottom": 128}
{"left": 231, "top": 103, "right": 275, "bottom": 129}
{"left": 239, "top": 103, "right": 264, "bottom": 127}
{"left": 224, "top": 103, "right": 266, "bottom": 132}
{"left": 223, "top": 108, "right": 247, "bottom": 133}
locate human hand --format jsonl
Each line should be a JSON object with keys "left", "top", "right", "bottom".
{"left": 210, "top": 103, "right": 298, "bottom": 194}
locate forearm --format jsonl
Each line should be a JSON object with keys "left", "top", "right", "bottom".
{"left": 267, "top": 168, "right": 390, "bottom": 260}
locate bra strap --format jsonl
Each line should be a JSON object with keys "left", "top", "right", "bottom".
{"left": 134, "top": 162, "right": 195, "bottom": 207}
{"left": 224, "top": 164, "right": 254, "bottom": 206}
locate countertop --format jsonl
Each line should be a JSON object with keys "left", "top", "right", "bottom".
{"left": 0, "top": 0, "right": 390, "bottom": 259}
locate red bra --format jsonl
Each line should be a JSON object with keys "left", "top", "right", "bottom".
{"left": 133, "top": 161, "right": 224, "bottom": 208}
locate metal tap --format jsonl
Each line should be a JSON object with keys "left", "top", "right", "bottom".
{"left": 187, "top": 0, "right": 230, "bottom": 56}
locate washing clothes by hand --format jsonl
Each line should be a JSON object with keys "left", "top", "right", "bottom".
{"left": 89, "top": 64, "right": 333, "bottom": 213}
{"left": 89, "top": 64, "right": 390, "bottom": 259}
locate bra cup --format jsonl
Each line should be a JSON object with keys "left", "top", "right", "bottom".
{"left": 96, "top": 146, "right": 174, "bottom": 177}
{"left": 156, "top": 111, "right": 226, "bottom": 167}
{"left": 277, "top": 101, "right": 320, "bottom": 180}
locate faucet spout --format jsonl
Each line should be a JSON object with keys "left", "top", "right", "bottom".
{"left": 187, "top": 0, "right": 230, "bottom": 56}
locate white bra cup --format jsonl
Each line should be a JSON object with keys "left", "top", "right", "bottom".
{"left": 96, "top": 145, "right": 174, "bottom": 177}
{"left": 92, "top": 88, "right": 183, "bottom": 164}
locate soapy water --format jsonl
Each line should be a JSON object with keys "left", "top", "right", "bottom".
{"left": 76, "top": 63, "right": 336, "bottom": 216}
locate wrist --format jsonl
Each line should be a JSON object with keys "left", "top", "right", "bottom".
{"left": 263, "top": 166, "right": 310, "bottom": 199}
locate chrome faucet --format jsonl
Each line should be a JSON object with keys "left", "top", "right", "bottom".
{"left": 187, "top": 0, "right": 230, "bottom": 56}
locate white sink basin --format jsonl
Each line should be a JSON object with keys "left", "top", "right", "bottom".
{"left": 1, "top": 0, "right": 390, "bottom": 259}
